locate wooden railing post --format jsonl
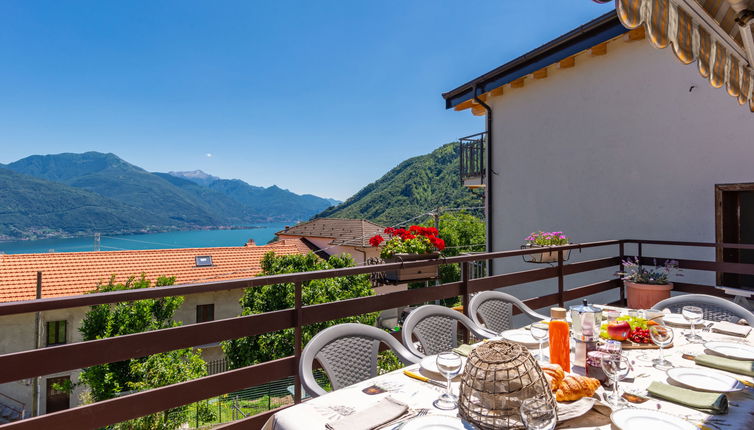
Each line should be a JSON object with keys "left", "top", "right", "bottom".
{"left": 618, "top": 242, "right": 626, "bottom": 305}
{"left": 461, "top": 261, "right": 471, "bottom": 343}
{"left": 557, "top": 250, "right": 564, "bottom": 307}
{"left": 293, "top": 282, "right": 303, "bottom": 404}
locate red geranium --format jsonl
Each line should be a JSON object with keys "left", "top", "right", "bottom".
{"left": 369, "top": 235, "right": 384, "bottom": 247}
{"left": 370, "top": 224, "right": 446, "bottom": 258}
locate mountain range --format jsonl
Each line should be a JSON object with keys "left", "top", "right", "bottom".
{"left": 315, "top": 142, "right": 483, "bottom": 225}
{"left": 0, "top": 152, "right": 338, "bottom": 240}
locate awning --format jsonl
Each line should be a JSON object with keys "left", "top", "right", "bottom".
{"left": 616, "top": 0, "right": 754, "bottom": 111}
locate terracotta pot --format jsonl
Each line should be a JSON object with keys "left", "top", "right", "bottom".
{"left": 625, "top": 281, "right": 673, "bottom": 309}
{"left": 383, "top": 253, "right": 439, "bottom": 282}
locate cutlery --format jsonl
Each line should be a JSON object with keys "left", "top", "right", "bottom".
{"left": 403, "top": 370, "right": 446, "bottom": 388}
{"left": 621, "top": 391, "right": 650, "bottom": 404}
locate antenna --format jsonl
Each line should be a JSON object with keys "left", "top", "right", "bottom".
{"left": 94, "top": 233, "right": 101, "bottom": 252}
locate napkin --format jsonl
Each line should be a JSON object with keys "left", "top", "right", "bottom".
{"left": 695, "top": 353, "right": 754, "bottom": 377}
{"left": 646, "top": 381, "right": 728, "bottom": 415}
{"left": 452, "top": 344, "right": 475, "bottom": 357}
{"left": 325, "top": 396, "right": 408, "bottom": 430}
{"left": 711, "top": 321, "right": 752, "bottom": 337}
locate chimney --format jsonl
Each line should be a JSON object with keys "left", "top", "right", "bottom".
{"left": 245, "top": 238, "right": 256, "bottom": 247}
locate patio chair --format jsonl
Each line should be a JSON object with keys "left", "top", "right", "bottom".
{"left": 653, "top": 294, "right": 754, "bottom": 326}
{"left": 299, "top": 323, "right": 420, "bottom": 397}
{"left": 401, "top": 304, "right": 493, "bottom": 358}
{"left": 468, "top": 291, "right": 548, "bottom": 336}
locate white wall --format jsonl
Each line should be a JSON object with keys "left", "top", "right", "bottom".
{"left": 485, "top": 37, "right": 754, "bottom": 308}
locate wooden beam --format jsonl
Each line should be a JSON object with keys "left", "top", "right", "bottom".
{"left": 559, "top": 56, "right": 575, "bottom": 69}
{"left": 453, "top": 99, "right": 475, "bottom": 111}
{"left": 533, "top": 68, "right": 548, "bottom": 79}
{"left": 471, "top": 105, "right": 487, "bottom": 116}
{"left": 625, "top": 26, "right": 646, "bottom": 42}
{"left": 490, "top": 87, "right": 504, "bottom": 97}
{"left": 511, "top": 77, "right": 525, "bottom": 88}
{"left": 591, "top": 42, "right": 608, "bottom": 56}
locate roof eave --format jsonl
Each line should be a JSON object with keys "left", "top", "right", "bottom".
{"left": 442, "top": 10, "right": 627, "bottom": 109}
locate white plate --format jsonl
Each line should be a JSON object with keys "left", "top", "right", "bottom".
{"left": 661, "top": 313, "right": 693, "bottom": 327}
{"left": 705, "top": 341, "right": 754, "bottom": 360}
{"left": 401, "top": 415, "right": 477, "bottom": 430}
{"left": 667, "top": 367, "right": 744, "bottom": 393}
{"left": 501, "top": 329, "right": 545, "bottom": 348}
{"left": 419, "top": 355, "right": 467, "bottom": 376}
{"left": 610, "top": 408, "right": 696, "bottom": 430}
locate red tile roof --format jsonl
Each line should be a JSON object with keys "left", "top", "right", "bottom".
{"left": 0, "top": 241, "right": 305, "bottom": 303}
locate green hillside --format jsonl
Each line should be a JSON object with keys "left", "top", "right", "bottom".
{"left": 0, "top": 167, "right": 171, "bottom": 239}
{"left": 315, "top": 142, "right": 483, "bottom": 225}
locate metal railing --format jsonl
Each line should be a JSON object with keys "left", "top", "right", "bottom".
{"left": 0, "top": 239, "right": 752, "bottom": 429}
{"left": 459, "top": 132, "right": 486, "bottom": 181}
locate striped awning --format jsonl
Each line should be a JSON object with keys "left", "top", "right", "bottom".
{"left": 616, "top": 0, "right": 754, "bottom": 111}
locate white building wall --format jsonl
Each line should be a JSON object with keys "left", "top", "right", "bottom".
{"left": 485, "top": 37, "right": 754, "bottom": 308}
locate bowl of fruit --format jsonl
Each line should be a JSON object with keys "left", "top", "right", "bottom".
{"left": 600, "top": 315, "right": 658, "bottom": 347}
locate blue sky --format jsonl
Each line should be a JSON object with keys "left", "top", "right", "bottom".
{"left": 0, "top": 1, "right": 614, "bottom": 200}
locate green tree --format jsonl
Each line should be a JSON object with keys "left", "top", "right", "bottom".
{"left": 222, "top": 252, "right": 376, "bottom": 368}
{"left": 78, "top": 275, "right": 211, "bottom": 429}
{"left": 434, "top": 211, "right": 486, "bottom": 284}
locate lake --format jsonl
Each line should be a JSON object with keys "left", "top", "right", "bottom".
{"left": 0, "top": 225, "right": 288, "bottom": 254}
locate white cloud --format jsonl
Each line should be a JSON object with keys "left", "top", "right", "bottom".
{"left": 206, "top": 153, "right": 213, "bottom": 158}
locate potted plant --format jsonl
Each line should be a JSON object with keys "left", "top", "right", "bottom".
{"left": 369, "top": 226, "right": 445, "bottom": 282}
{"left": 618, "top": 258, "right": 681, "bottom": 309}
{"left": 522, "top": 231, "right": 571, "bottom": 263}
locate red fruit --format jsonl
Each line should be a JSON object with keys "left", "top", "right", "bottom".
{"left": 607, "top": 321, "right": 631, "bottom": 341}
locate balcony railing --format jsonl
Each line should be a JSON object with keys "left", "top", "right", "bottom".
{"left": 1, "top": 239, "right": 753, "bottom": 429}
{"left": 459, "top": 132, "right": 486, "bottom": 187}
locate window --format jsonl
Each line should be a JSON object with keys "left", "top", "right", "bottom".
{"left": 46, "top": 320, "right": 67, "bottom": 346}
{"left": 46, "top": 376, "right": 70, "bottom": 413}
{"left": 195, "top": 256, "right": 212, "bottom": 267}
{"left": 196, "top": 304, "right": 215, "bottom": 323}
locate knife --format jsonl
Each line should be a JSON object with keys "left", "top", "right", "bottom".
{"left": 681, "top": 354, "right": 754, "bottom": 388}
{"left": 403, "top": 370, "right": 446, "bottom": 388}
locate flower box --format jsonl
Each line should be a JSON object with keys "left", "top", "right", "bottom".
{"left": 383, "top": 253, "right": 440, "bottom": 283}
{"left": 521, "top": 244, "right": 571, "bottom": 264}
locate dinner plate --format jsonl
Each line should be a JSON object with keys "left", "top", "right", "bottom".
{"left": 610, "top": 408, "right": 696, "bottom": 430}
{"left": 666, "top": 367, "right": 744, "bottom": 393}
{"left": 401, "top": 415, "right": 477, "bottom": 430}
{"left": 661, "top": 313, "right": 693, "bottom": 327}
{"left": 419, "top": 355, "right": 467, "bottom": 376}
{"left": 705, "top": 341, "right": 754, "bottom": 360}
{"left": 501, "top": 329, "right": 545, "bottom": 348}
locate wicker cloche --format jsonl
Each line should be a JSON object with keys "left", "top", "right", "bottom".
{"left": 458, "top": 340, "right": 556, "bottom": 430}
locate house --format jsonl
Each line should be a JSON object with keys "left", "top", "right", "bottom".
{"left": 276, "top": 218, "right": 386, "bottom": 265}
{"left": 0, "top": 240, "right": 305, "bottom": 416}
{"left": 443, "top": 2, "right": 754, "bottom": 303}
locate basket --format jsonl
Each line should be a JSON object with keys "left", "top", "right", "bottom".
{"left": 458, "top": 340, "right": 555, "bottom": 430}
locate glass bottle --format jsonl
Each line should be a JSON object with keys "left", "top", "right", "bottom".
{"left": 548, "top": 307, "right": 571, "bottom": 372}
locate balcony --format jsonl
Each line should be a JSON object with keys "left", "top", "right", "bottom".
{"left": 0, "top": 239, "right": 752, "bottom": 429}
{"left": 459, "top": 132, "right": 486, "bottom": 188}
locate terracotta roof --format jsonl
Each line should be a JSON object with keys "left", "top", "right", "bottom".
{"left": 0, "top": 242, "right": 304, "bottom": 303}
{"left": 276, "top": 218, "right": 386, "bottom": 247}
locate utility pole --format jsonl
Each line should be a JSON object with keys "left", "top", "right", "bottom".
{"left": 93, "top": 233, "right": 101, "bottom": 252}
{"left": 32, "top": 271, "right": 42, "bottom": 416}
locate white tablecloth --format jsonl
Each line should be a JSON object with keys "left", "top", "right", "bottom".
{"left": 263, "top": 320, "right": 754, "bottom": 430}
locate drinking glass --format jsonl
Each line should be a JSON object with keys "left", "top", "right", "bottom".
{"left": 600, "top": 354, "right": 631, "bottom": 407}
{"left": 520, "top": 396, "right": 557, "bottom": 430}
{"left": 649, "top": 324, "right": 674, "bottom": 369}
{"left": 682, "top": 305, "right": 704, "bottom": 343}
{"left": 530, "top": 322, "right": 549, "bottom": 361}
{"left": 433, "top": 352, "right": 462, "bottom": 410}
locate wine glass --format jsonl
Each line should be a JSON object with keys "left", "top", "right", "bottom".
{"left": 649, "top": 324, "right": 674, "bottom": 369}
{"left": 520, "top": 396, "right": 557, "bottom": 430}
{"left": 530, "top": 322, "right": 549, "bottom": 361}
{"left": 601, "top": 354, "right": 631, "bottom": 407}
{"left": 682, "top": 305, "right": 704, "bottom": 343}
{"left": 433, "top": 352, "right": 462, "bottom": 410}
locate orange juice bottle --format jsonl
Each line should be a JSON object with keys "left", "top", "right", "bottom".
{"left": 548, "top": 307, "right": 571, "bottom": 372}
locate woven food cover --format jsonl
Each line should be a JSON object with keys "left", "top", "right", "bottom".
{"left": 458, "top": 340, "right": 555, "bottom": 430}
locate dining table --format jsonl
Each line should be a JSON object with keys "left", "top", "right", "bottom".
{"left": 262, "top": 310, "right": 754, "bottom": 430}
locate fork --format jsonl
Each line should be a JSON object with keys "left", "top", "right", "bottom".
{"left": 388, "top": 408, "right": 429, "bottom": 430}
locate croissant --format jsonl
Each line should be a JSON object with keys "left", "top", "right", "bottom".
{"left": 539, "top": 363, "right": 564, "bottom": 391}
{"left": 555, "top": 375, "right": 601, "bottom": 402}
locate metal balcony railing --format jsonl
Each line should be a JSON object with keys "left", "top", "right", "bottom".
{"left": 0, "top": 239, "right": 753, "bottom": 429}
{"left": 459, "top": 132, "right": 486, "bottom": 185}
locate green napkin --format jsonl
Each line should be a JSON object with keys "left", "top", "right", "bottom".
{"left": 695, "top": 354, "right": 754, "bottom": 377}
{"left": 452, "top": 344, "right": 474, "bottom": 357}
{"left": 646, "top": 381, "right": 728, "bottom": 415}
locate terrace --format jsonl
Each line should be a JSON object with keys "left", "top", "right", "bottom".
{"left": 1, "top": 238, "right": 753, "bottom": 429}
